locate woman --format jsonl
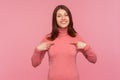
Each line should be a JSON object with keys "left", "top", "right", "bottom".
{"left": 31, "top": 5, "right": 97, "bottom": 80}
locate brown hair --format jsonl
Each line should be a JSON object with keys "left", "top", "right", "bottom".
{"left": 48, "top": 5, "right": 77, "bottom": 41}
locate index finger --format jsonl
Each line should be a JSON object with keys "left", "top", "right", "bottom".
{"left": 70, "top": 42, "right": 77, "bottom": 45}
{"left": 48, "top": 42, "right": 55, "bottom": 45}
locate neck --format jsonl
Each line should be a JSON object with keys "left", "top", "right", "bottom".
{"left": 58, "top": 27, "right": 68, "bottom": 36}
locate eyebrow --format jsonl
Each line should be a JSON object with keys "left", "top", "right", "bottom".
{"left": 57, "top": 12, "right": 67, "bottom": 15}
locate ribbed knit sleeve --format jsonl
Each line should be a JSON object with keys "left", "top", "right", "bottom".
{"left": 76, "top": 34, "right": 97, "bottom": 63}
{"left": 31, "top": 34, "right": 50, "bottom": 67}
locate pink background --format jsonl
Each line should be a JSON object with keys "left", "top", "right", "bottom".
{"left": 0, "top": 0, "right": 120, "bottom": 80}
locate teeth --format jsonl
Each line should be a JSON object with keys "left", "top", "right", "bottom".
{"left": 62, "top": 22, "right": 66, "bottom": 23}
{"left": 61, "top": 21, "right": 67, "bottom": 24}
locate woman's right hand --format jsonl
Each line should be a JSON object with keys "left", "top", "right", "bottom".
{"left": 36, "top": 42, "right": 54, "bottom": 51}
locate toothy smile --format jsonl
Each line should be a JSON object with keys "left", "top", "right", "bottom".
{"left": 60, "top": 21, "right": 68, "bottom": 24}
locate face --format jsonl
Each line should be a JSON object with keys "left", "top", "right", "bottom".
{"left": 56, "top": 9, "right": 70, "bottom": 28}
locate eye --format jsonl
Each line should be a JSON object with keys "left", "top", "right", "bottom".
{"left": 65, "top": 13, "right": 68, "bottom": 16}
{"left": 57, "top": 15, "right": 61, "bottom": 17}
{"left": 57, "top": 14, "right": 61, "bottom": 17}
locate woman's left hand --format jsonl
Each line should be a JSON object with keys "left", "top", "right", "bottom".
{"left": 70, "top": 41, "right": 87, "bottom": 49}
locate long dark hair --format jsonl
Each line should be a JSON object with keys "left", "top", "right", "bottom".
{"left": 48, "top": 5, "right": 77, "bottom": 41}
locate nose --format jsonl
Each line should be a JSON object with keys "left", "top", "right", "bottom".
{"left": 61, "top": 16, "right": 66, "bottom": 20}
{"left": 61, "top": 15, "right": 66, "bottom": 19}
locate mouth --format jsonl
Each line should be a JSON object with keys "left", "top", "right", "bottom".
{"left": 60, "top": 20, "right": 68, "bottom": 24}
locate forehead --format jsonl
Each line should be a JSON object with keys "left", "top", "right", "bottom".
{"left": 57, "top": 9, "right": 67, "bottom": 14}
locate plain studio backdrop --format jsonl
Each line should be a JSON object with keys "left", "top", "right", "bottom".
{"left": 0, "top": 0, "right": 120, "bottom": 80}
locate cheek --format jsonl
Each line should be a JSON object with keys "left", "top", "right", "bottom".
{"left": 56, "top": 18, "right": 61, "bottom": 24}
{"left": 67, "top": 17, "right": 70, "bottom": 21}
{"left": 67, "top": 18, "right": 70, "bottom": 24}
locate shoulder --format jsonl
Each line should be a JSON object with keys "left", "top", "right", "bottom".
{"left": 45, "top": 33, "right": 51, "bottom": 38}
{"left": 75, "top": 33, "right": 82, "bottom": 38}
{"left": 42, "top": 33, "right": 51, "bottom": 41}
{"left": 75, "top": 33, "right": 85, "bottom": 41}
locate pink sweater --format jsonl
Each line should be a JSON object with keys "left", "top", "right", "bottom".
{"left": 31, "top": 28, "right": 97, "bottom": 80}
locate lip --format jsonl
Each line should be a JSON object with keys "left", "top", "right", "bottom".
{"left": 60, "top": 20, "right": 68, "bottom": 24}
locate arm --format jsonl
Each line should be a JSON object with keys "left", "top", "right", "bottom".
{"left": 31, "top": 48, "right": 46, "bottom": 67}
{"left": 75, "top": 34, "right": 97, "bottom": 63}
{"left": 31, "top": 34, "right": 51, "bottom": 67}
{"left": 79, "top": 44, "right": 97, "bottom": 63}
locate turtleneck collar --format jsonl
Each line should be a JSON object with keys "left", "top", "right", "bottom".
{"left": 58, "top": 28, "right": 68, "bottom": 37}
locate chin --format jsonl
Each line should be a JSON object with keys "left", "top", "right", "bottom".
{"left": 61, "top": 26, "right": 67, "bottom": 28}
{"left": 59, "top": 25, "right": 68, "bottom": 28}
